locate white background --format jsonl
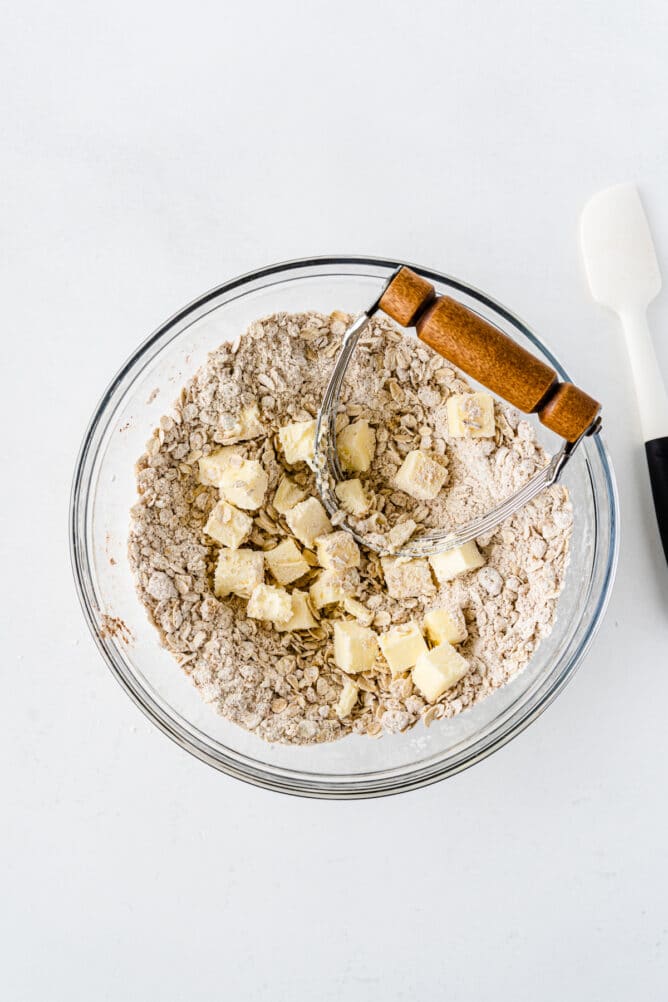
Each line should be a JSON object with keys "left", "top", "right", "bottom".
{"left": 2, "top": 1, "right": 668, "bottom": 999}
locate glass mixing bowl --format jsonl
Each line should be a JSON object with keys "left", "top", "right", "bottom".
{"left": 70, "top": 257, "right": 618, "bottom": 798}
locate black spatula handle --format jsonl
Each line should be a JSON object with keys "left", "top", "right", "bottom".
{"left": 645, "top": 436, "right": 668, "bottom": 563}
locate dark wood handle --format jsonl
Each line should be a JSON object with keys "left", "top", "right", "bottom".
{"left": 379, "top": 267, "right": 600, "bottom": 443}
{"left": 379, "top": 266, "right": 435, "bottom": 326}
{"left": 538, "top": 382, "right": 601, "bottom": 442}
{"left": 417, "top": 295, "right": 557, "bottom": 412}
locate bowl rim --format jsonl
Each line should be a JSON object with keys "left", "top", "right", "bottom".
{"left": 70, "top": 255, "right": 619, "bottom": 798}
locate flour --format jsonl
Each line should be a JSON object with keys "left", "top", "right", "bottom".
{"left": 128, "top": 311, "right": 572, "bottom": 744}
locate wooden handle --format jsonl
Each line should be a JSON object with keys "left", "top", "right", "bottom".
{"left": 379, "top": 267, "right": 435, "bottom": 326}
{"left": 538, "top": 382, "right": 600, "bottom": 442}
{"left": 379, "top": 267, "right": 600, "bottom": 442}
{"left": 418, "top": 296, "right": 557, "bottom": 412}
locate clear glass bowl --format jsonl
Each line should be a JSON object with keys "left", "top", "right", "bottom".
{"left": 70, "top": 257, "right": 619, "bottom": 798}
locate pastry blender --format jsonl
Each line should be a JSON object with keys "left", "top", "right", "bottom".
{"left": 313, "top": 267, "right": 602, "bottom": 558}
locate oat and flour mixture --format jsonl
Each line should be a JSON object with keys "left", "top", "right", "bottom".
{"left": 128, "top": 311, "right": 572, "bottom": 744}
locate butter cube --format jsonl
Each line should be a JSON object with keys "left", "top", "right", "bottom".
{"left": 412, "top": 643, "right": 469, "bottom": 702}
{"left": 423, "top": 607, "right": 467, "bottom": 645}
{"left": 214, "top": 548, "right": 264, "bottom": 599}
{"left": 337, "top": 420, "right": 376, "bottom": 473}
{"left": 276, "top": 590, "right": 318, "bottom": 632}
{"left": 381, "top": 556, "right": 435, "bottom": 599}
{"left": 379, "top": 622, "right": 429, "bottom": 677}
{"left": 310, "top": 570, "right": 347, "bottom": 609}
{"left": 446, "top": 392, "right": 495, "bottom": 438}
{"left": 342, "top": 596, "right": 374, "bottom": 626}
{"left": 335, "top": 478, "right": 371, "bottom": 516}
{"left": 265, "top": 538, "right": 309, "bottom": 585}
{"left": 246, "top": 583, "right": 292, "bottom": 624}
{"left": 218, "top": 457, "right": 268, "bottom": 510}
{"left": 279, "top": 419, "right": 316, "bottom": 465}
{"left": 273, "top": 476, "right": 307, "bottom": 515}
{"left": 286, "top": 497, "right": 332, "bottom": 548}
{"left": 335, "top": 679, "right": 359, "bottom": 719}
{"left": 394, "top": 450, "right": 447, "bottom": 501}
{"left": 203, "top": 500, "right": 253, "bottom": 549}
{"left": 333, "top": 621, "right": 379, "bottom": 673}
{"left": 315, "top": 531, "right": 360, "bottom": 571}
{"left": 429, "top": 541, "right": 485, "bottom": 584}
{"left": 219, "top": 403, "right": 265, "bottom": 443}
{"left": 198, "top": 448, "right": 242, "bottom": 487}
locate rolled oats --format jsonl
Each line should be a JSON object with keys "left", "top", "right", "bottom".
{"left": 129, "top": 310, "right": 572, "bottom": 745}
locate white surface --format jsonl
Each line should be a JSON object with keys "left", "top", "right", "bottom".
{"left": 581, "top": 183, "right": 668, "bottom": 440}
{"left": 2, "top": 1, "right": 668, "bottom": 999}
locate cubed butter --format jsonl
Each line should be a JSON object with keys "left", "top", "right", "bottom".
{"left": 412, "top": 643, "right": 469, "bottom": 702}
{"left": 429, "top": 541, "right": 485, "bottom": 584}
{"left": 423, "top": 607, "right": 467, "bottom": 645}
{"left": 315, "top": 531, "right": 360, "bottom": 571}
{"left": 265, "top": 538, "right": 309, "bottom": 585}
{"left": 246, "top": 583, "right": 292, "bottom": 624}
{"left": 286, "top": 497, "right": 332, "bottom": 548}
{"left": 218, "top": 457, "right": 268, "bottom": 510}
{"left": 337, "top": 420, "right": 376, "bottom": 473}
{"left": 198, "top": 448, "right": 242, "bottom": 487}
{"left": 273, "top": 476, "right": 307, "bottom": 515}
{"left": 446, "top": 392, "right": 495, "bottom": 438}
{"left": 379, "top": 622, "right": 429, "bottom": 676}
{"left": 394, "top": 450, "right": 447, "bottom": 501}
{"left": 275, "top": 590, "right": 318, "bottom": 632}
{"left": 333, "top": 621, "right": 379, "bottom": 673}
{"left": 279, "top": 419, "right": 316, "bottom": 465}
{"left": 203, "top": 500, "right": 253, "bottom": 549}
{"left": 310, "top": 570, "right": 347, "bottom": 609}
{"left": 381, "top": 556, "right": 435, "bottom": 599}
{"left": 335, "top": 679, "right": 359, "bottom": 719}
{"left": 214, "top": 548, "right": 264, "bottom": 599}
{"left": 219, "top": 403, "right": 265, "bottom": 443}
{"left": 335, "top": 478, "right": 371, "bottom": 516}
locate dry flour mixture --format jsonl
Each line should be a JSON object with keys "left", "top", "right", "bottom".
{"left": 128, "top": 311, "right": 572, "bottom": 744}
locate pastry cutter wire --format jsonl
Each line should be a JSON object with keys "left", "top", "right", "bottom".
{"left": 313, "top": 266, "right": 602, "bottom": 559}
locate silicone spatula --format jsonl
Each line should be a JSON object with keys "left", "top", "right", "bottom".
{"left": 581, "top": 183, "right": 668, "bottom": 563}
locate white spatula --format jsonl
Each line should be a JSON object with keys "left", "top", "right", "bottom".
{"left": 581, "top": 183, "right": 668, "bottom": 562}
